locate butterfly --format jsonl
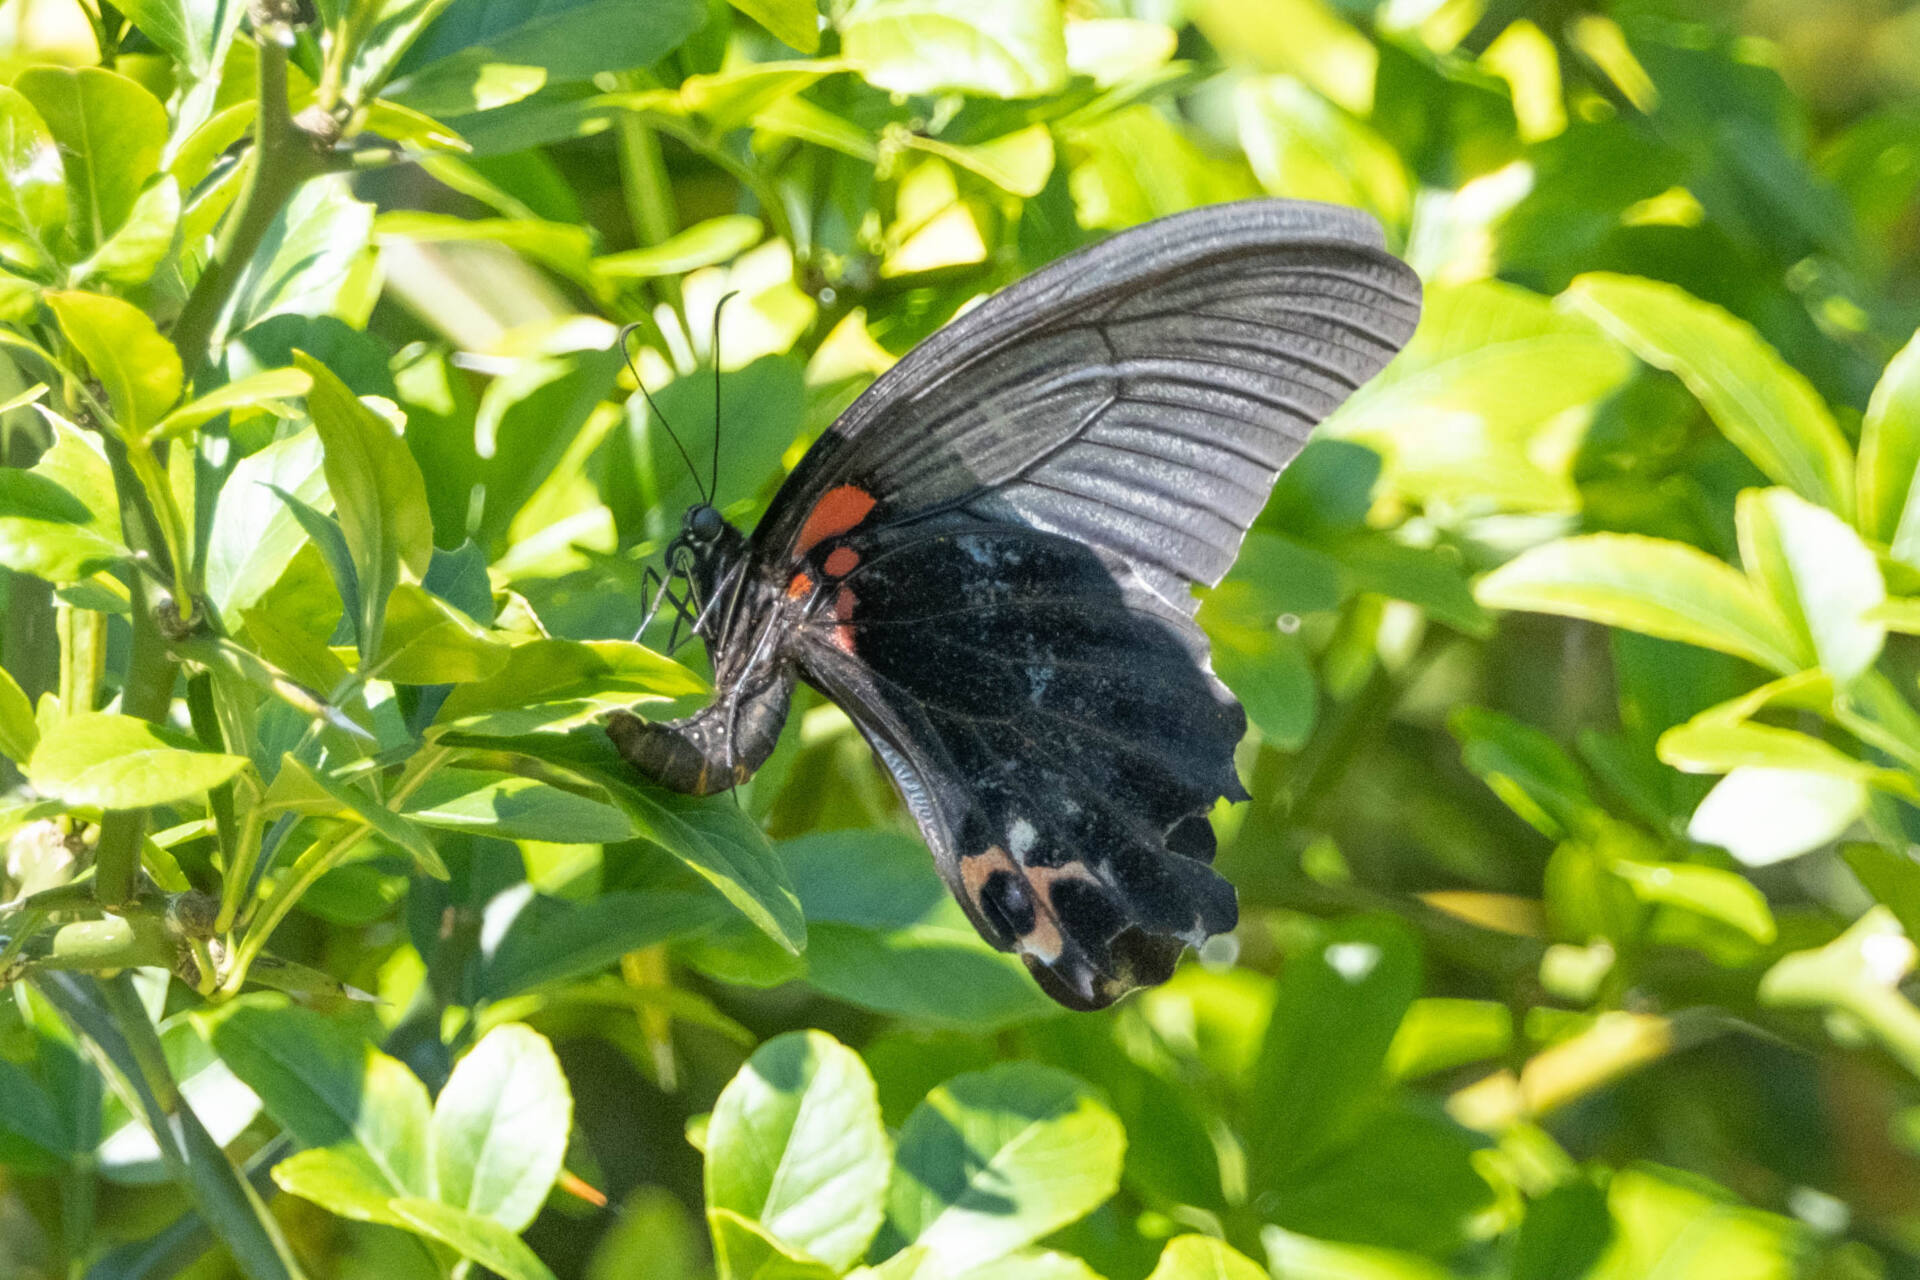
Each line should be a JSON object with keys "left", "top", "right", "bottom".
{"left": 608, "top": 198, "right": 1421, "bottom": 1010}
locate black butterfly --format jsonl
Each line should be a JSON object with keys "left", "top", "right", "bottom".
{"left": 609, "top": 198, "right": 1421, "bottom": 1010}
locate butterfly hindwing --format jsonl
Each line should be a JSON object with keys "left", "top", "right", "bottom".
{"left": 789, "top": 516, "right": 1245, "bottom": 1009}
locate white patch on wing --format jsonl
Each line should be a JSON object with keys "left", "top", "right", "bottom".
{"left": 1008, "top": 817, "right": 1038, "bottom": 858}
{"left": 1027, "top": 664, "right": 1054, "bottom": 703}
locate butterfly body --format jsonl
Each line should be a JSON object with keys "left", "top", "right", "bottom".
{"left": 610, "top": 199, "right": 1422, "bottom": 1009}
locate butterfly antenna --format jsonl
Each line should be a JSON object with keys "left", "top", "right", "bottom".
{"left": 618, "top": 323, "right": 707, "bottom": 504}
{"left": 709, "top": 291, "right": 740, "bottom": 503}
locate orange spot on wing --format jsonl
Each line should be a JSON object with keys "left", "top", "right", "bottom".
{"left": 823, "top": 546, "right": 860, "bottom": 577}
{"left": 832, "top": 584, "right": 858, "bottom": 651}
{"left": 786, "top": 571, "right": 814, "bottom": 600}
{"left": 795, "top": 485, "right": 876, "bottom": 556}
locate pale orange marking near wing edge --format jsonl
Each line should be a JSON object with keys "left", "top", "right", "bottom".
{"left": 795, "top": 485, "right": 876, "bottom": 556}
{"left": 823, "top": 545, "right": 860, "bottom": 577}
{"left": 786, "top": 571, "right": 814, "bottom": 600}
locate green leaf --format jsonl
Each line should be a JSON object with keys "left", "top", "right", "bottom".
{"left": 1589, "top": 1166, "right": 1807, "bottom": 1280}
{"left": 474, "top": 883, "right": 725, "bottom": 997}
{"left": 880, "top": 1064, "right": 1124, "bottom": 1271}
{"left": 592, "top": 772, "right": 806, "bottom": 956}
{"left": 595, "top": 215, "right": 765, "bottom": 280}
{"left": 196, "top": 995, "right": 432, "bottom": 1199}
{"left": 375, "top": 211, "right": 594, "bottom": 284}
{"left": 389, "top": 1198, "right": 559, "bottom": 1280}
{"left": 1196, "top": 531, "right": 1341, "bottom": 750}
{"left": 400, "top": 768, "right": 632, "bottom": 843}
{"left": 772, "top": 831, "right": 1059, "bottom": 1027}
{"left": 369, "top": 582, "right": 510, "bottom": 683}
{"left": 273, "top": 756, "right": 449, "bottom": 879}
{"left": 1269, "top": 1105, "right": 1491, "bottom": 1254}
{"left": 0, "top": 662, "right": 36, "bottom": 764}
{"left": 0, "top": 86, "right": 67, "bottom": 270}
{"left": 1235, "top": 75, "right": 1409, "bottom": 229}
{"left": 1328, "top": 281, "right": 1631, "bottom": 513}
{"left": 1259, "top": 1225, "right": 1451, "bottom": 1280}
{"left": 434, "top": 639, "right": 706, "bottom": 736}
{"left": 710, "top": 1208, "right": 840, "bottom": 1280}
{"left": 1610, "top": 860, "right": 1777, "bottom": 943}
{"left": 1245, "top": 916, "right": 1420, "bottom": 1188}
{"left": 272, "top": 1144, "right": 411, "bottom": 1226}
{"left": 205, "top": 427, "right": 332, "bottom": 622}
{"left": 386, "top": 0, "right": 705, "bottom": 117}
{"left": 1689, "top": 768, "right": 1867, "bottom": 867}
{"left": 842, "top": 0, "right": 1069, "bottom": 99}
{"left": 900, "top": 125, "right": 1056, "bottom": 199}
{"left": 0, "top": 418, "right": 127, "bottom": 582}
{"left": 297, "top": 352, "right": 434, "bottom": 659}
{"left": 27, "top": 711, "right": 249, "bottom": 808}
{"left": 432, "top": 1024, "right": 571, "bottom": 1232}
{"left": 1860, "top": 331, "right": 1920, "bottom": 561}
{"left": 152, "top": 366, "right": 311, "bottom": 442}
{"left": 232, "top": 177, "right": 377, "bottom": 329}
{"left": 338, "top": 0, "right": 465, "bottom": 108}
{"left": 72, "top": 175, "right": 178, "bottom": 287}
{"left": 1475, "top": 534, "right": 1803, "bottom": 675}
{"left": 1736, "top": 488, "right": 1884, "bottom": 682}
{"left": 45, "top": 290, "right": 183, "bottom": 434}
{"left": 116, "top": 0, "right": 246, "bottom": 84}
{"left": 1565, "top": 273, "right": 1856, "bottom": 518}
{"left": 1147, "top": 1236, "right": 1266, "bottom": 1280}
{"left": 728, "top": 0, "right": 821, "bottom": 52}
{"left": 13, "top": 67, "right": 167, "bottom": 256}
{"left": 1450, "top": 706, "right": 1599, "bottom": 837}
{"left": 1844, "top": 843, "right": 1920, "bottom": 943}
{"left": 706, "top": 1031, "right": 890, "bottom": 1270}
{"left": 97, "top": 1017, "right": 262, "bottom": 1186}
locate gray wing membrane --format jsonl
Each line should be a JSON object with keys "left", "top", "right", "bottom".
{"left": 752, "top": 199, "right": 1422, "bottom": 614}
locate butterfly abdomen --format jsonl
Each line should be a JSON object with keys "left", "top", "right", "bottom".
{"left": 607, "top": 665, "right": 794, "bottom": 796}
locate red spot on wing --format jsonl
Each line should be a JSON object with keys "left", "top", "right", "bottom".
{"left": 823, "top": 546, "right": 860, "bottom": 577}
{"left": 785, "top": 571, "right": 814, "bottom": 600}
{"left": 795, "top": 485, "right": 876, "bottom": 557}
{"left": 833, "top": 585, "right": 858, "bottom": 652}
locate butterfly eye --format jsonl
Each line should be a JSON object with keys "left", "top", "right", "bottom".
{"left": 687, "top": 504, "right": 724, "bottom": 542}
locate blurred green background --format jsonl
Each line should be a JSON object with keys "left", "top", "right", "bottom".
{"left": 2, "top": 0, "right": 1920, "bottom": 1277}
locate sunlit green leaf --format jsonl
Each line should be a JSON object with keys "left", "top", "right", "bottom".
{"left": 728, "top": 0, "right": 821, "bottom": 53}
{"left": 27, "top": 711, "right": 248, "bottom": 808}
{"left": 432, "top": 1024, "right": 571, "bottom": 1231}
{"left": 1566, "top": 274, "right": 1856, "bottom": 518}
{"left": 45, "top": 290, "right": 183, "bottom": 434}
{"left": 1147, "top": 1235, "right": 1266, "bottom": 1280}
{"left": 297, "top": 353, "right": 434, "bottom": 658}
{"left": 197, "top": 995, "right": 432, "bottom": 1200}
{"left": 706, "top": 1030, "right": 889, "bottom": 1270}
{"left": 1476, "top": 534, "right": 1803, "bottom": 675}
{"left": 0, "top": 662, "right": 36, "bottom": 765}
{"left": 880, "top": 1065, "right": 1123, "bottom": 1271}
{"left": 1736, "top": 488, "right": 1884, "bottom": 682}
{"left": 14, "top": 67, "right": 167, "bottom": 257}
{"left": 72, "top": 175, "right": 179, "bottom": 287}
{"left": 0, "top": 417, "right": 126, "bottom": 582}
{"left": 434, "top": 639, "right": 705, "bottom": 737}
{"left": 595, "top": 215, "right": 765, "bottom": 280}
{"left": 1689, "top": 767, "right": 1867, "bottom": 867}
{"left": 1861, "top": 331, "right": 1920, "bottom": 562}
{"left": 391, "top": 1198, "right": 559, "bottom": 1280}
{"left": 401, "top": 768, "right": 631, "bottom": 843}
{"left": 842, "top": 0, "right": 1068, "bottom": 99}
{"left": 0, "top": 86, "right": 67, "bottom": 271}
{"left": 152, "top": 367, "right": 311, "bottom": 442}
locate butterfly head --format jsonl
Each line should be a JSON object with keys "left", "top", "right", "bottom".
{"left": 667, "top": 503, "right": 745, "bottom": 605}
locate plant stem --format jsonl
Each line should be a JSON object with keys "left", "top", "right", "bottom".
{"left": 170, "top": 1, "right": 330, "bottom": 381}
{"left": 93, "top": 574, "right": 178, "bottom": 907}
